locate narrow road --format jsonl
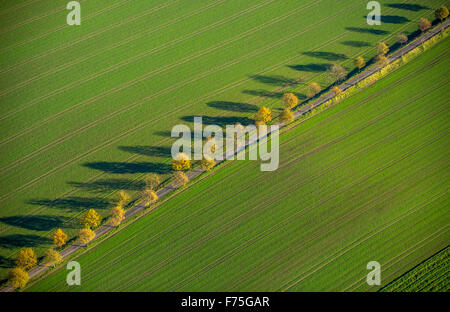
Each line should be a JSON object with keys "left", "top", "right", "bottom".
{"left": 1, "top": 19, "right": 448, "bottom": 292}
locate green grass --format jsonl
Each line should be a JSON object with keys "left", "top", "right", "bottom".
{"left": 380, "top": 246, "right": 449, "bottom": 292}
{"left": 26, "top": 37, "right": 450, "bottom": 291}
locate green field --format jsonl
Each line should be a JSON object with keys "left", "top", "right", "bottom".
{"left": 1, "top": 0, "right": 445, "bottom": 283}
{"left": 26, "top": 37, "right": 450, "bottom": 291}
{"left": 380, "top": 246, "right": 449, "bottom": 292}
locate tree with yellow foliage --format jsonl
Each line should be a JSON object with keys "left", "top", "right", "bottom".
{"left": 204, "top": 136, "right": 216, "bottom": 155}
{"left": 116, "top": 190, "right": 130, "bottom": 207}
{"left": 16, "top": 248, "right": 37, "bottom": 270}
{"left": 306, "top": 82, "right": 321, "bottom": 98}
{"left": 173, "top": 171, "right": 189, "bottom": 187}
{"left": 53, "top": 228, "right": 68, "bottom": 247}
{"left": 78, "top": 228, "right": 95, "bottom": 244}
{"left": 376, "top": 42, "right": 389, "bottom": 56}
{"left": 435, "top": 6, "right": 449, "bottom": 21}
{"left": 418, "top": 18, "right": 431, "bottom": 32}
{"left": 109, "top": 205, "right": 125, "bottom": 226}
{"left": 354, "top": 56, "right": 366, "bottom": 72}
{"left": 332, "top": 86, "right": 342, "bottom": 96}
{"left": 144, "top": 174, "right": 161, "bottom": 191}
{"left": 172, "top": 152, "right": 191, "bottom": 171}
{"left": 8, "top": 267, "right": 29, "bottom": 288}
{"left": 279, "top": 108, "right": 294, "bottom": 124}
{"left": 281, "top": 93, "right": 299, "bottom": 109}
{"left": 80, "top": 209, "right": 101, "bottom": 229}
{"left": 200, "top": 155, "right": 215, "bottom": 171}
{"left": 376, "top": 54, "right": 389, "bottom": 68}
{"left": 43, "top": 248, "right": 62, "bottom": 267}
{"left": 253, "top": 107, "right": 272, "bottom": 125}
{"left": 142, "top": 188, "right": 158, "bottom": 207}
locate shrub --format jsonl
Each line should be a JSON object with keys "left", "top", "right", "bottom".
{"left": 173, "top": 171, "right": 189, "bottom": 187}
{"left": 281, "top": 93, "right": 298, "bottom": 109}
{"left": 8, "top": 267, "right": 29, "bottom": 288}
{"left": 332, "top": 86, "right": 342, "bottom": 96}
{"left": 419, "top": 18, "right": 431, "bottom": 32}
{"left": 53, "top": 228, "right": 68, "bottom": 247}
{"left": 80, "top": 208, "right": 101, "bottom": 229}
{"left": 354, "top": 56, "right": 366, "bottom": 71}
{"left": 78, "top": 228, "right": 95, "bottom": 244}
{"left": 306, "top": 82, "right": 321, "bottom": 98}
{"left": 142, "top": 188, "right": 158, "bottom": 207}
{"left": 435, "top": 6, "right": 449, "bottom": 21}
{"left": 144, "top": 174, "right": 161, "bottom": 191}
{"left": 43, "top": 249, "right": 62, "bottom": 267}
{"left": 279, "top": 108, "right": 294, "bottom": 124}
{"left": 200, "top": 155, "right": 215, "bottom": 171}
{"left": 109, "top": 205, "right": 125, "bottom": 226}
{"left": 16, "top": 248, "right": 37, "bottom": 270}
{"left": 376, "top": 42, "right": 389, "bottom": 55}
{"left": 253, "top": 107, "right": 272, "bottom": 125}
{"left": 172, "top": 152, "right": 191, "bottom": 171}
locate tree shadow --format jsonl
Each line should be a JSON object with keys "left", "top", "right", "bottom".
{"left": 302, "top": 51, "right": 347, "bottom": 61}
{"left": 27, "top": 196, "right": 112, "bottom": 211}
{"left": 119, "top": 145, "right": 171, "bottom": 158}
{"left": 364, "top": 15, "right": 409, "bottom": 24}
{"left": 346, "top": 27, "right": 389, "bottom": 35}
{"left": 250, "top": 75, "right": 301, "bottom": 87}
{"left": 180, "top": 115, "right": 253, "bottom": 127}
{"left": 0, "top": 234, "right": 51, "bottom": 249}
{"left": 207, "top": 101, "right": 258, "bottom": 113}
{"left": 0, "top": 255, "right": 14, "bottom": 268}
{"left": 287, "top": 63, "right": 330, "bottom": 73}
{"left": 68, "top": 178, "right": 145, "bottom": 193}
{"left": 0, "top": 215, "right": 72, "bottom": 231}
{"left": 341, "top": 40, "right": 371, "bottom": 47}
{"left": 386, "top": 3, "right": 429, "bottom": 11}
{"left": 83, "top": 161, "right": 172, "bottom": 175}
{"left": 242, "top": 89, "right": 306, "bottom": 100}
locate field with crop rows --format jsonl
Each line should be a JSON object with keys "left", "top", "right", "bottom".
{"left": 27, "top": 37, "right": 450, "bottom": 291}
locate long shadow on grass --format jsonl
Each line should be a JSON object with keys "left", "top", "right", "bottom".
{"left": 341, "top": 40, "right": 372, "bottom": 48}
{"left": 242, "top": 89, "right": 306, "bottom": 101}
{"left": 68, "top": 178, "right": 145, "bottom": 193}
{"left": 250, "top": 75, "right": 301, "bottom": 87}
{"left": 180, "top": 115, "right": 253, "bottom": 127}
{"left": 346, "top": 27, "right": 389, "bottom": 35}
{"left": 386, "top": 3, "right": 429, "bottom": 11}
{"left": 287, "top": 63, "right": 330, "bottom": 73}
{"left": 0, "top": 234, "right": 51, "bottom": 249}
{"left": 207, "top": 101, "right": 258, "bottom": 113}
{"left": 0, "top": 255, "right": 14, "bottom": 268}
{"left": 27, "top": 196, "right": 112, "bottom": 211}
{"left": 119, "top": 145, "right": 171, "bottom": 157}
{"left": 0, "top": 215, "right": 72, "bottom": 231}
{"left": 364, "top": 15, "right": 410, "bottom": 24}
{"left": 83, "top": 161, "right": 172, "bottom": 175}
{"left": 302, "top": 51, "right": 348, "bottom": 61}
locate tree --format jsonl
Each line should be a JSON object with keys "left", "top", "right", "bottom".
{"left": 144, "top": 174, "right": 161, "bottom": 191}
{"left": 80, "top": 209, "right": 101, "bottom": 229}
{"left": 8, "top": 267, "right": 29, "bottom": 288}
{"left": 172, "top": 152, "right": 191, "bottom": 171}
{"left": 332, "top": 86, "right": 342, "bottom": 96}
{"left": 435, "top": 6, "right": 449, "bottom": 21}
{"left": 354, "top": 56, "right": 366, "bottom": 71}
{"left": 43, "top": 249, "right": 62, "bottom": 267}
{"left": 173, "top": 171, "right": 189, "bottom": 187}
{"left": 16, "top": 248, "right": 37, "bottom": 270}
{"left": 376, "top": 42, "right": 389, "bottom": 56}
{"left": 78, "top": 228, "right": 95, "bottom": 244}
{"left": 397, "top": 33, "right": 408, "bottom": 46}
{"left": 306, "top": 82, "right": 321, "bottom": 98}
{"left": 204, "top": 136, "right": 216, "bottom": 155}
{"left": 109, "top": 205, "right": 125, "bottom": 226}
{"left": 116, "top": 190, "right": 130, "bottom": 207}
{"left": 375, "top": 54, "right": 389, "bottom": 67}
{"left": 200, "top": 155, "right": 215, "bottom": 171}
{"left": 327, "top": 64, "right": 347, "bottom": 84}
{"left": 142, "top": 188, "right": 158, "bottom": 207}
{"left": 253, "top": 107, "right": 272, "bottom": 125}
{"left": 281, "top": 93, "right": 299, "bottom": 109}
{"left": 53, "top": 228, "right": 68, "bottom": 247}
{"left": 279, "top": 108, "right": 294, "bottom": 124}
{"left": 419, "top": 18, "right": 431, "bottom": 32}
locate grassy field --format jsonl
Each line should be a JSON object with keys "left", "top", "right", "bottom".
{"left": 1, "top": 0, "right": 445, "bottom": 282}
{"left": 380, "top": 246, "right": 449, "bottom": 292}
{"left": 26, "top": 37, "right": 450, "bottom": 291}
